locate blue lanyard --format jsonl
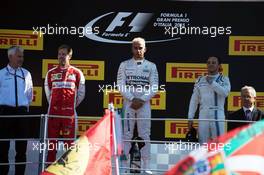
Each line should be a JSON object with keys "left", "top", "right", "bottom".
{"left": 6, "top": 67, "right": 25, "bottom": 81}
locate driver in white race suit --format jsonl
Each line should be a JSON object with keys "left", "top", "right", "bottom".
{"left": 117, "top": 37, "right": 159, "bottom": 174}
{"left": 188, "top": 56, "right": 231, "bottom": 144}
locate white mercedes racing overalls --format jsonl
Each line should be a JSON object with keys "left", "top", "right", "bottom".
{"left": 117, "top": 58, "right": 159, "bottom": 163}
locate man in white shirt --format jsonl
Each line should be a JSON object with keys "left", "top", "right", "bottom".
{"left": 0, "top": 46, "right": 33, "bottom": 175}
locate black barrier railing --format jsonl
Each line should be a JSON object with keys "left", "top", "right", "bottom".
{"left": 0, "top": 114, "right": 78, "bottom": 174}
{"left": 0, "top": 114, "right": 258, "bottom": 174}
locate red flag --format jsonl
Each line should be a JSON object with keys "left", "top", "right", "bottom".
{"left": 41, "top": 109, "right": 113, "bottom": 175}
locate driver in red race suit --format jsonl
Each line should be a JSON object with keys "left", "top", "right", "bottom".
{"left": 44, "top": 44, "right": 85, "bottom": 162}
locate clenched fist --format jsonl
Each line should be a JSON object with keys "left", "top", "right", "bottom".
{"left": 130, "top": 98, "right": 145, "bottom": 110}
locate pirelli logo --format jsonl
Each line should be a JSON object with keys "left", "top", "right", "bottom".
{"left": 103, "top": 90, "right": 166, "bottom": 110}
{"left": 0, "top": 29, "right": 43, "bottom": 50}
{"left": 228, "top": 92, "right": 264, "bottom": 111}
{"left": 165, "top": 120, "right": 198, "bottom": 138}
{"left": 166, "top": 63, "right": 229, "bottom": 82}
{"left": 31, "top": 87, "right": 42, "bottom": 106}
{"left": 150, "top": 92, "right": 166, "bottom": 110}
{"left": 42, "top": 59, "right": 104, "bottom": 80}
{"left": 104, "top": 91, "right": 123, "bottom": 109}
{"left": 229, "top": 36, "right": 264, "bottom": 55}
{"left": 77, "top": 117, "right": 99, "bottom": 136}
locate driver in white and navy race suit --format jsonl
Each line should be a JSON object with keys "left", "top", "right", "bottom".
{"left": 188, "top": 56, "right": 231, "bottom": 144}
{"left": 117, "top": 37, "right": 159, "bottom": 174}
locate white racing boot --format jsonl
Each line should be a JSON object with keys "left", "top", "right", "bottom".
{"left": 142, "top": 159, "right": 152, "bottom": 174}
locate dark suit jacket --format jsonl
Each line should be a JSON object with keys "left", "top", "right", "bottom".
{"left": 227, "top": 107, "right": 264, "bottom": 131}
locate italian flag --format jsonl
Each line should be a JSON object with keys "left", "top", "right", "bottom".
{"left": 165, "top": 120, "right": 264, "bottom": 175}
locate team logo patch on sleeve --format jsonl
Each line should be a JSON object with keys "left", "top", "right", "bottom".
{"left": 67, "top": 74, "right": 76, "bottom": 81}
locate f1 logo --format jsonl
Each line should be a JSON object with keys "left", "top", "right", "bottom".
{"left": 106, "top": 12, "right": 153, "bottom": 32}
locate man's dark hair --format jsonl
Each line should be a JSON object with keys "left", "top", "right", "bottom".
{"left": 58, "top": 44, "right": 73, "bottom": 57}
{"left": 207, "top": 56, "right": 222, "bottom": 64}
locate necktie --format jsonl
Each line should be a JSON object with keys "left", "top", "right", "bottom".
{"left": 137, "top": 62, "right": 141, "bottom": 65}
{"left": 245, "top": 110, "right": 251, "bottom": 121}
{"left": 14, "top": 69, "right": 18, "bottom": 107}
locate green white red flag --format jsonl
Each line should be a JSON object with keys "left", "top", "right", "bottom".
{"left": 165, "top": 120, "right": 264, "bottom": 175}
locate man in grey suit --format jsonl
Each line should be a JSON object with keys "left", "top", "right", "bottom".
{"left": 228, "top": 85, "right": 264, "bottom": 131}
